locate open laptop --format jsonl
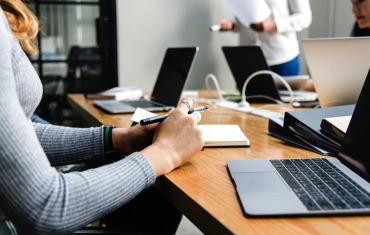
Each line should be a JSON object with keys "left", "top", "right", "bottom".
{"left": 228, "top": 69, "right": 370, "bottom": 216}
{"left": 302, "top": 37, "right": 370, "bottom": 107}
{"left": 94, "top": 47, "right": 199, "bottom": 113}
{"left": 222, "top": 46, "right": 318, "bottom": 102}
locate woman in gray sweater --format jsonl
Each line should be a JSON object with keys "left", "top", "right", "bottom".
{"left": 0, "top": 1, "right": 204, "bottom": 234}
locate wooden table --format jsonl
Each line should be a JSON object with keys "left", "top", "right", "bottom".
{"left": 68, "top": 92, "right": 370, "bottom": 235}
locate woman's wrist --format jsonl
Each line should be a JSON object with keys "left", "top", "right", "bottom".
{"left": 111, "top": 128, "right": 127, "bottom": 155}
{"left": 140, "top": 143, "right": 175, "bottom": 178}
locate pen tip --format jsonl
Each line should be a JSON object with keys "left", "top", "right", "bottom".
{"left": 205, "top": 107, "right": 209, "bottom": 109}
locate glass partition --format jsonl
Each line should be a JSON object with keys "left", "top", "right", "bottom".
{"left": 25, "top": 0, "right": 117, "bottom": 125}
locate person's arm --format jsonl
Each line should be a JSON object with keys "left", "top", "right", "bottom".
{"left": 33, "top": 123, "right": 106, "bottom": 166}
{"left": 274, "top": 0, "right": 312, "bottom": 33}
{"left": 217, "top": 19, "right": 237, "bottom": 31}
{"left": 34, "top": 109, "right": 160, "bottom": 166}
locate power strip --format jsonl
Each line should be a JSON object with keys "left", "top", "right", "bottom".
{"left": 215, "top": 101, "right": 284, "bottom": 118}
{"left": 216, "top": 100, "right": 254, "bottom": 112}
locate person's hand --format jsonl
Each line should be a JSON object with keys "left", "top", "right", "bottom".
{"left": 250, "top": 20, "right": 277, "bottom": 32}
{"left": 217, "top": 19, "right": 235, "bottom": 31}
{"left": 141, "top": 98, "right": 204, "bottom": 177}
{"left": 112, "top": 122, "right": 158, "bottom": 156}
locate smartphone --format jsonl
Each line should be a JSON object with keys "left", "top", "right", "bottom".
{"left": 292, "top": 102, "right": 320, "bottom": 108}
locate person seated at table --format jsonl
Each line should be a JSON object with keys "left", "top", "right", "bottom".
{"left": 0, "top": 0, "right": 204, "bottom": 234}
{"left": 351, "top": 0, "right": 370, "bottom": 36}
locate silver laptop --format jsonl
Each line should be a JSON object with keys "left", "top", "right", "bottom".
{"left": 222, "top": 46, "right": 318, "bottom": 103}
{"left": 227, "top": 70, "right": 370, "bottom": 216}
{"left": 302, "top": 37, "right": 370, "bottom": 107}
{"left": 94, "top": 47, "right": 199, "bottom": 113}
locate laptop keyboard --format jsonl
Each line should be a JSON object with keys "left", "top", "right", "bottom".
{"left": 121, "top": 100, "right": 164, "bottom": 108}
{"left": 270, "top": 158, "right": 370, "bottom": 211}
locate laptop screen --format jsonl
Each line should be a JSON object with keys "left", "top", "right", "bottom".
{"left": 150, "top": 47, "right": 198, "bottom": 106}
{"left": 222, "top": 46, "right": 281, "bottom": 100}
{"left": 338, "top": 69, "right": 370, "bottom": 182}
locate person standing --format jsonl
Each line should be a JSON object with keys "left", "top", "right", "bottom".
{"left": 217, "top": 0, "right": 312, "bottom": 76}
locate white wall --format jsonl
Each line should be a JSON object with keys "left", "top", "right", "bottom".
{"left": 117, "top": 0, "right": 357, "bottom": 91}
{"left": 117, "top": 0, "right": 238, "bottom": 91}
{"left": 333, "top": 1, "right": 354, "bottom": 37}
{"left": 308, "top": 0, "right": 354, "bottom": 39}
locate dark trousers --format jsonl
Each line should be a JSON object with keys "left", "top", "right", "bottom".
{"left": 101, "top": 186, "right": 182, "bottom": 235}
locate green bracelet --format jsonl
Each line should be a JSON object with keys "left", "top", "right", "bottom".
{"left": 104, "top": 126, "right": 110, "bottom": 152}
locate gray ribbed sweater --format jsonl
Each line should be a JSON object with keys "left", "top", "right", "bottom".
{"left": 0, "top": 9, "right": 155, "bottom": 235}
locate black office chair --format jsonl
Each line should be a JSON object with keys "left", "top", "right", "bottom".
{"left": 65, "top": 46, "right": 102, "bottom": 94}
{"left": 71, "top": 226, "right": 158, "bottom": 235}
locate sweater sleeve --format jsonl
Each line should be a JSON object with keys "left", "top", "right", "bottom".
{"left": 274, "top": 0, "right": 312, "bottom": 34}
{"left": 0, "top": 13, "right": 156, "bottom": 235}
{"left": 33, "top": 123, "right": 105, "bottom": 166}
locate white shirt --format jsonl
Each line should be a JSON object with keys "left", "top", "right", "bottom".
{"left": 234, "top": 0, "right": 312, "bottom": 66}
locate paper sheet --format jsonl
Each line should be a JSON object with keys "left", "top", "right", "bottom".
{"left": 223, "top": 0, "right": 272, "bottom": 27}
{"left": 131, "top": 108, "right": 157, "bottom": 123}
{"left": 322, "top": 116, "right": 351, "bottom": 134}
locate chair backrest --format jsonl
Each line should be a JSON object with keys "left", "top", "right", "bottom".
{"left": 65, "top": 46, "right": 102, "bottom": 93}
{"left": 66, "top": 46, "right": 101, "bottom": 80}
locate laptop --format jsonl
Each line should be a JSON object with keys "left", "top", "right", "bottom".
{"left": 302, "top": 37, "right": 370, "bottom": 107}
{"left": 227, "top": 69, "right": 370, "bottom": 216}
{"left": 94, "top": 47, "right": 199, "bottom": 113}
{"left": 222, "top": 46, "right": 318, "bottom": 102}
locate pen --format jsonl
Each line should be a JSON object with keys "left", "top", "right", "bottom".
{"left": 140, "top": 106, "right": 208, "bottom": 126}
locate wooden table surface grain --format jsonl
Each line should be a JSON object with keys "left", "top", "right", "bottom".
{"left": 68, "top": 92, "right": 370, "bottom": 235}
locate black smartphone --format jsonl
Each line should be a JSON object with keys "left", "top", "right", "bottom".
{"left": 292, "top": 102, "right": 320, "bottom": 108}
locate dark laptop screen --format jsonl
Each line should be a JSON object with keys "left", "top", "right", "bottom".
{"left": 222, "top": 46, "right": 281, "bottom": 100}
{"left": 338, "top": 69, "right": 370, "bottom": 182}
{"left": 150, "top": 47, "right": 198, "bottom": 107}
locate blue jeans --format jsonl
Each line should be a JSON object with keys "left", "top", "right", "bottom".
{"left": 270, "top": 56, "right": 300, "bottom": 76}
{"left": 30, "top": 114, "right": 49, "bottom": 124}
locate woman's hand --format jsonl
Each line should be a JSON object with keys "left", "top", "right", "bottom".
{"left": 217, "top": 19, "right": 235, "bottom": 31}
{"left": 141, "top": 98, "right": 204, "bottom": 177}
{"left": 112, "top": 123, "right": 158, "bottom": 156}
{"left": 250, "top": 20, "right": 277, "bottom": 32}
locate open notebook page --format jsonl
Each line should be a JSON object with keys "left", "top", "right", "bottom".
{"left": 199, "top": 125, "right": 250, "bottom": 147}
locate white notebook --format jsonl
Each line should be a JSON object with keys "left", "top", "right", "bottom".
{"left": 199, "top": 125, "right": 250, "bottom": 147}
{"left": 131, "top": 109, "right": 250, "bottom": 147}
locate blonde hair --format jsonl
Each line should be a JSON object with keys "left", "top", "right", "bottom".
{"left": 0, "top": 0, "right": 39, "bottom": 54}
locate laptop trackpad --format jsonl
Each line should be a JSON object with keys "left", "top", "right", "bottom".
{"left": 234, "top": 172, "right": 290, "bottom": 194}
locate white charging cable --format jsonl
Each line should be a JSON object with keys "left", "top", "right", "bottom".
{"left": 313, "top": 100, "right": 353, "bottom": 109}
{"left": 205, "top": 74, "right": 225, "bottom": 101}
{"left": 239, "top": 70, "right": 294, "bottom": 109}
{"left": 200, "top": 72, "right": 295, "bottom": 116}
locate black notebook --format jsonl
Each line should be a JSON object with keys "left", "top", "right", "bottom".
{"left": 283, "top": 105, "right": 356, "bottom": 153}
